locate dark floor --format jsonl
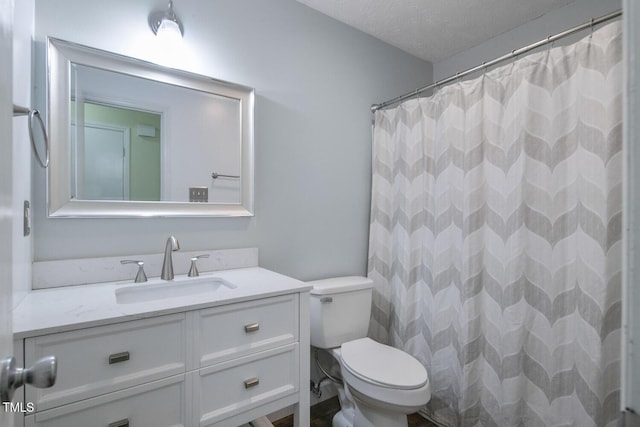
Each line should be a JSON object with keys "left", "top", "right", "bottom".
{"left": 272, "top": 396, "right": 439, "bottom": 427}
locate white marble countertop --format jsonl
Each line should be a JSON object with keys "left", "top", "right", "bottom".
{"left": 13, "top": 267, "right": 312, "bottom": 339}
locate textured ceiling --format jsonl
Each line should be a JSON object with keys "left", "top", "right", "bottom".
{"left": 296, "top": 0, "right": 575, "bottom": 63}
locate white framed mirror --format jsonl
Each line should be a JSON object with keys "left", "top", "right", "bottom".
{"left": 46, "top": 38, "right": 254, "bottom": 217}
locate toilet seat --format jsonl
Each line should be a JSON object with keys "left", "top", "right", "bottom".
{"left": 340, "top": 338, "right": 428, "bottom": 390}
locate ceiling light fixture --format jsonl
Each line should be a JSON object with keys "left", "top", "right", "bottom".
{"left": 148, "top": 1, "right": 184, "bottom": 43}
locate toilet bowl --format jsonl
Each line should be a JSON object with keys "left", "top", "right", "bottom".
{"left": 332, "top": 339, "right": 430, "bottom": 427}
{"left": 309, "top": 277, "right": 431, "bottom": 427}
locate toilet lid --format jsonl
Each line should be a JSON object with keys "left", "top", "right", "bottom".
{"left": 340, "top": 338, "right": 428, "bottom": 390}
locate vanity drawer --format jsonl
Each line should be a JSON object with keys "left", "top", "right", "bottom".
{"left": 196, "top": 294, "right": 298, "bottom": 366}
{"left": 25, "top": 374, "right": 189, "bottom": 427}
{"left": 25, "top": 314, "right": 187, "bottom": 411}
{"left": 195, "top": 343, "right": 298, "bottom": 426}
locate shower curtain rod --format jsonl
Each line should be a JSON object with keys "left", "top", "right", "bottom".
{"left": 371, "top": 9, "right": 622, "bottom": 112}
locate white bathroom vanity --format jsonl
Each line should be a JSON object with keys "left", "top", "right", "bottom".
{"left": 11, "top": 255, "right": 311, "bottom": 427}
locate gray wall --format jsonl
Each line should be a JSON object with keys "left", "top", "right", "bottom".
{"left": 32, "top": 0, "right": 433, "bottom": 281}
{"left": 434, "top": 0, "right": 621, "bottom": 81}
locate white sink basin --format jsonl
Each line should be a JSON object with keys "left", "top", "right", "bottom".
{"left": 115, "top": 276, "right": 236, "bottom": 304}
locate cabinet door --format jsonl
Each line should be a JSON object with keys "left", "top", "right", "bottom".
{"left": 25, "top": 374, "right": 190, "bottom": 427}
{"left": 25, "top": 314, "right": 187, "bottom": 411}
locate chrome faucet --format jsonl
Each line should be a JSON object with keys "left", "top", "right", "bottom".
{"left": 161, "top": 236, "right": 180, "bottom": 280}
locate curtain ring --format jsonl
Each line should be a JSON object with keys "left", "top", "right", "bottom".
{"left": 510, "top": 48, "right": 520, "bottom": 63}
{"left": 28, "top": 109, "right": 49, "bottom": 168}
{"left": 510, "top": 48, "right": 520, "bottom": 69}
{"left": 546, "top": 35, "right": 554, "bottom": 53}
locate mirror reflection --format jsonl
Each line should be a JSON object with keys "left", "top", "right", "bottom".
{"left": 70, "top": 62, "right": 241, "bottom": 204}
{"left": 47, "top": 38, "right": 254, "bottom": 217}
{"left": 71, "top": 100, "right": 162, "bottom": 201}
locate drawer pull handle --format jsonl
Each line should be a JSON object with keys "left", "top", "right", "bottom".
{"left": 108, "top": 352, "right": 130, "bottom": 365}
{"left": 108, "top": 419, "right": 129, "bottom": 427}
{"left": 244, "top": 323, "right": 260, "bottom": 333}
{"left": 320, "top": 297, "right": 333, "bottom": 303}
{"left": 244, "top": 377, "right": 260, "bottom": 389}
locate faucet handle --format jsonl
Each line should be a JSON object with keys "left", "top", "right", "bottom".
{"left": 188, "top": 254, "right": 210, "bottom": 277}
{"left": 120, "top": 260, "right": 148, "bottom": 283}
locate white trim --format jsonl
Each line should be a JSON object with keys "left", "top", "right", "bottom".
{"left": 623, "top": 0, "right": 640, "bottom": 422}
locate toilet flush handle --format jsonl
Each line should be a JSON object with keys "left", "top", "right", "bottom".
{"left": 320, "top": 297, "right": 333, "bottom": 303}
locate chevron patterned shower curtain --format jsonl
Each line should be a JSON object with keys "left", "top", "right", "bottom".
{"left": 368, "top": 21, "right": 622, "bottom": 427}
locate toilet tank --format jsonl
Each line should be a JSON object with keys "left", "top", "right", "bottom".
{"left": 308, "top": 276, "right": 374, "bottom": 349}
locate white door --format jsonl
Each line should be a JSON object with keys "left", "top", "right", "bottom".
{"left": 72, "top": 122, "right": 130, "bottom": 200}
{"left": 624, "top": 0, "right": 640, "bottom": 425}
{"left": 0, "top": 1, "right": 14, "bottom": 426}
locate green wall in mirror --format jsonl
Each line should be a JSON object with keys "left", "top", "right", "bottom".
{"left": 71, "top": 101, "right": 161, "bottom": 201}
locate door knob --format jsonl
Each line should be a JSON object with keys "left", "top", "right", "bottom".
{"left": 0, "top": 356, "right": 57, "bottom": 402}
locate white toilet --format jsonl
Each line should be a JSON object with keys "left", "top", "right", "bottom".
{"left": 309, "top": 276, "right": 430, "bottom": 427}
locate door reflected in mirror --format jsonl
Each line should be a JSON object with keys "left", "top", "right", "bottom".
{"left": 71, "top": 101, "right": 162, "bottom": 201}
